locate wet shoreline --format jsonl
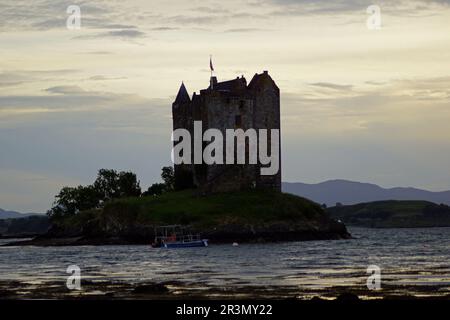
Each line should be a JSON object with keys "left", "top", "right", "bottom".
{"left": 0, "top": 279, "right": 449, "bottom": 300}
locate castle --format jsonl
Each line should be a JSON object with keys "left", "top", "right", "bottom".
{"left": 172, "top": 71, "right": 281, "bottom": 193}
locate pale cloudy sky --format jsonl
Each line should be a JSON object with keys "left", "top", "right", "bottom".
{"left": 1, "top": 0, "right": 450, "bottom": 212}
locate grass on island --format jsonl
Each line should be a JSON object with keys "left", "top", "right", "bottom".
{"left": 92, "top": 189, "right": 326, "bottom": 227}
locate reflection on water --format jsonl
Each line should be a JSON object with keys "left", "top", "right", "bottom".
{"left": 0, "top": 227, "right": 449, "bottom": 297}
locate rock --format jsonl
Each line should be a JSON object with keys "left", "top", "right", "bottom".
{"left": 133, "top": 283, "right": 169, "bottom": 294}
{"left": 310, "top": 296, "right": 325, "bottom": 302}
{"left": 336, "top": 293, "right": 360, "bottom": 302}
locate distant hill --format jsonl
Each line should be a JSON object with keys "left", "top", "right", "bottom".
{"left": 0, "top": 208, "right": 43, "bottom": 220}
{"left": 282, "top": 180, "right": 450, "bottom": 207}
{"left": 0, "top": 216, "right": 51, "bottom": 238}
{"left": 327, "top": 200, "right": 450, "bottom": 228}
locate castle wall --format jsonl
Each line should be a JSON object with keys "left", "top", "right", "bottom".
{"left": 250, "top": 75, "right": 281, "bottom": 192}
{"left": 172, "top": 72, "right": 281, "bottom": 193}
{"left": 204, "top": 92, "right": 255, "bottom": 190}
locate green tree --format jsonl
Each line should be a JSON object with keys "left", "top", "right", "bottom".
{"left": 161, "top": 166, "right": 175, "bottom": 191}
{"left": 142, "top": 183, "right": 166, "bottom": 196}
{"left": 47, "top": 185, "right": 100, "bottom": 217}
{"left": 93, "top": 169, "right": 120, "bottom": 201}
{"left": 93, "top": 169, "right": 141, "bottom": 201}
{"left": 47, "top": 168, "right": 141, "bottom": 218}
{"left": 47, "top": 186, "right": 78, "bottom": 217}
{"left": 117, "top": 171, "right": 141, "bottom": 197}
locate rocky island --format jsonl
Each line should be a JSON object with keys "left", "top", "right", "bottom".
{"left": 8, "top": 189, "right": 350, "bottom": 246}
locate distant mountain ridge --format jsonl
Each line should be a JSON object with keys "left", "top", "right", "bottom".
{"left": 0, "top": 208, "right": 43, "bottom": 220}
{"left": 282, "top": 180, "right": 450, "bottom": 207}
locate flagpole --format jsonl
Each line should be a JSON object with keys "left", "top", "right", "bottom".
{"left": 210, "top": 55, "right": 213, "bottom": 90}
{"left": 210, "top": 54, "right": 213, "bottom": 78}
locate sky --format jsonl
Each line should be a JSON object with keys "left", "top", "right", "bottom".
{"left": 1, "top": 0, "right": 450, "bottom": 212}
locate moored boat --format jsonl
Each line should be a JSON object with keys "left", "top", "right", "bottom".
{"left": 152, "top": 225, "right": 208, "bottom": 248}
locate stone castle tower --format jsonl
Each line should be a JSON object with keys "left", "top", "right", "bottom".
{"left": 172, "top": 71, "right": 281, "bottom": 193}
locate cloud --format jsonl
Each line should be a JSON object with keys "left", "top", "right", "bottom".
{"left": 0, "top": 86, "right": 155, "bottom": 115}
{"left": 164, "top": 11, "right": 261, "bottom": 27}
{"left": 388, "top": 77, "right": 450, "bottom": 100}
{"left": 0, "top": 0, "right": 151, "bottom": 36}
{"left": 97, "top": 24, "right": 138, "bottom": 30}
{"left": 284, "top": 76, "right": 450, "bottom": 127}
{"left": 166, "top": 15, "right": 219, "bottom": 25}
{"left": 223, "top": 28, "right": 268, "bottom": 33}
{"left": 264, "top": 0, "right": 450, "bottom": 17}
{"left": 268, "top": 0, "right": 372, "bottom": 15}
{"left": 0, "top": 0, "right": 108, "bottom": 31}
{"left": 0, "top": 72, "right": 26, "bottom": 88}
{"left": 2, "top": 0, "right": 450, "bottom": 36}
{"left": 151, "top": 27, "right": 180, "bottom": 31}
{"left": 73, "top": 29, "right": 146, "bottom": 40}
{"left": 0, "top": 69, "right": 79, "bottom": 88}
{"left": 88, "top": 75, "right": 127, "bottom": 81}
{"left": 191, "top": 6, "right": 231, "bottom": 14}
{"left": 45, "top": 85, "right": 87, "bottom": 95}
{"left": 81, "top": 51, "right": 114, "bottom": 55}
{"left": 104, "top": 29, "right": 146, "bottom": 38}
{"left": 365, "top": 81, "right": 386, "bottom": 86}
{"left": 309, "top": 82, "right": 354, "bottom": 91}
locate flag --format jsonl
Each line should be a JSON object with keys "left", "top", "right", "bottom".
{"left": 210, "top": 56, "right": 214, "bottom": 72}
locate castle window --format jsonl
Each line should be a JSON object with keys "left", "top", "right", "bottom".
{"left": 235, "top": 115, "right": 242, "bottom": 127}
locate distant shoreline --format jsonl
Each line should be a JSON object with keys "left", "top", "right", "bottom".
{"left": 2, "top": 229, "right": 352, "bottom": 247}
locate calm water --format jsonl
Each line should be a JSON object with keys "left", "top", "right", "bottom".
{"left": 0, "top": 227, "right": 449, "bottom": 297}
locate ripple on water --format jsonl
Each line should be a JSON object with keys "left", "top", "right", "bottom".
{"left": 1, "top": 227, "right": 449, "bottom": 297}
